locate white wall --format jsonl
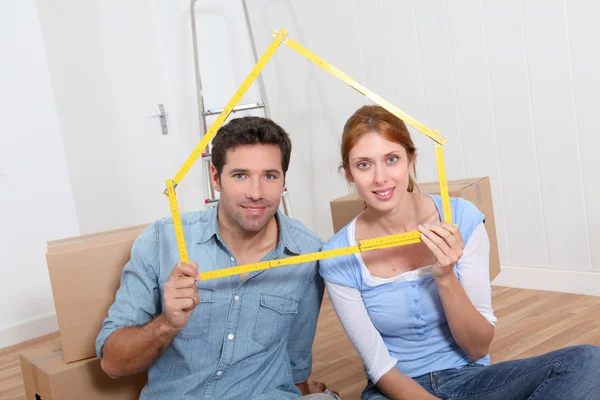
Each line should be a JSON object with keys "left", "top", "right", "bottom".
{"left": 0, "top": 0, "right": 263, "bottom": 349}
{"left": 34, "top": 0, "right": 265, "bottom": 234}
{"left": 35, "top": 0, "right": 189, "bottom": 235}
{"left": 246, "top": 0, "right": 600, "bottom": 294}
{"left": 0, "top": 0, "right": 79, "bottom": 348}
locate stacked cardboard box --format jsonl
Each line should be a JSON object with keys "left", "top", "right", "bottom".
{"left": 329, "top": 177, "right": 501, "bottom": 281}
{"left": 20, "top": 225, "right": 148, "bottom": 399}
{"left": 19, "top": 338, "right": 146, "bottom": 400}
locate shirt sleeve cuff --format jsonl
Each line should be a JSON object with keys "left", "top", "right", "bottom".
{"left": 292, "top": 352, "right": 313, "bottom": 384}
{"left": 95, "top": 323, "right": 119, "bottom": 360}
{"left": 479, "top": 310, "right": 497, "bottom": 326}
{"left": 370, "top": 357, "right": 398, "bottom": 384}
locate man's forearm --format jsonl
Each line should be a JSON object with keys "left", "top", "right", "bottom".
{"left": 100, "top": 314, "right": 179, "bottom": 378}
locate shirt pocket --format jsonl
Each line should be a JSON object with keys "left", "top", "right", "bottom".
{"left": 252, "top": 293, "right": 299, "bottom": 349}
{"left": 178, "top": 287, "right": 214, "bottom": 340}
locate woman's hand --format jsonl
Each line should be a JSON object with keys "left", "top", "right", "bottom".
{"left": 418, "top": 222, "right": 464, "bottom": 281}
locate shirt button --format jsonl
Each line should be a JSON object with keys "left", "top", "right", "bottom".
{"left": 234, "top": 295, "right": 240, "bottom": 301}
{"left": 227, "top": 334, "right": 234, "bottom": 340}
{"left": 413, "top": 299, "right": 419, "bottom": 304}
{"left": 216, "top": 371, "right": 223, "bottom": 376}
{"left": 230, "top": 256, "right": 235, "bottom": 262}
{"left": 416, "top": 314, "right": 421, "bottom": 319}
{"left": 411, "top": 284, "right": 416, "bottom": 288}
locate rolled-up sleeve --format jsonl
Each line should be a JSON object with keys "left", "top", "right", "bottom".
{"left": 287, "top": 264, "right": 325, "bottom": 383}
{"left": 95, "top": 224, "right": 161, "bottom": 359}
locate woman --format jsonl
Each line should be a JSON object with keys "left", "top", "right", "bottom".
{"left": 320, "top": 105, "right": 600, "bottom": 400}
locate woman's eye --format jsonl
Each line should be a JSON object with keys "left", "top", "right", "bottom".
{"left": 357, "top": 162, "right": 369, "bottom": 169}
{"left": 387, "top": 156, "right": 399, "bottom": 163}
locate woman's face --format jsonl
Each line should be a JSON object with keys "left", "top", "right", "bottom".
{"left": 347, "top": 131, "right": 413, "bottom": 213}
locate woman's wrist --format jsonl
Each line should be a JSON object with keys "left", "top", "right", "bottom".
{"left": 433, "top": 270, "right": 458, "bottom": 288}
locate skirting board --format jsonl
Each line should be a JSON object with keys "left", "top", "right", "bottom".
{"left": 492, "top": 265, "right": 600, "bottom": 297}
{"left": 0, "top": 312, "right": 58, "bottom": 350}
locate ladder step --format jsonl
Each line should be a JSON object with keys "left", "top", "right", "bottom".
{"left": 203, "top": 102, "right": 265, "bottom": 116}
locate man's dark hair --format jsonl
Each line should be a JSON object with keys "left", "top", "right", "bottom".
{"left": 211, "top": 116, "right": 292, "bottom": 177}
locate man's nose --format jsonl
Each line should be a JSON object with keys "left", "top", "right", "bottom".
{"left": 246, "top": 178, "right": 262, "bottom": 201}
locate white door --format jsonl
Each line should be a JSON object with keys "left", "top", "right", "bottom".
{"left": 36, "top": 0, "right": 183, "bottom": 234}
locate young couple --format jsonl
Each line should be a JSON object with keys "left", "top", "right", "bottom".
{"left": 97, "top": 106, "right": 600, "bottom": 400}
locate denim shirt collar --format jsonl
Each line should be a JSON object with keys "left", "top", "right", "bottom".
{"left": 196, "top": 205, "right": 301, "bottom": 255}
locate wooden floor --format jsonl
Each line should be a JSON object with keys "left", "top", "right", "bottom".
{"left": 2, "top": 287, "right": 600, "bottom": 400}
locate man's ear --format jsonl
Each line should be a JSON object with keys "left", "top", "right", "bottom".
{"left": 211, "top": 165, "right": 221, "bottom": 192}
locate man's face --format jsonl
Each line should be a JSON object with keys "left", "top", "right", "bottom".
{"left": 212, "top": 144, "right": 284, "bottom": 233}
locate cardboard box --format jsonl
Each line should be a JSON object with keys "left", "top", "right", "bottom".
{"left": 46, "top": 225, "right": 147, "bottom": 363}
{"left": 20, "top": 338, "right": 146, "bottom": 400}
{"left": 329, "top": 177, "right": 500, "bottom": 281}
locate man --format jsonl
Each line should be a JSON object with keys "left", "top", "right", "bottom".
{"left": 96, "top": 117, "right": 338, "bottom": 399}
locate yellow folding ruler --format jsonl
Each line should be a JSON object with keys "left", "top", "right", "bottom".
{"left": 166, "top": 179, "right": 189, "bottom": 263}
{"left": 164, "top": 28, "right": 453, "bottom": 280}
{"left": 199, "top": 230, "right": 422, "bottom": 280}
{"left": 276, "top": 31, "right": 446, "bottom": 146}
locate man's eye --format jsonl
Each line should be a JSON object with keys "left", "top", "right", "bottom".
{"left": 234, "top": 173, "right": 246, "bottom": 179}
{"left": 265, "top": 174, "right": 276, "bottom": 180}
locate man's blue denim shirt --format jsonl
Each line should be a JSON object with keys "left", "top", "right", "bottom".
{"left": 96, "top": 207, "right": 324, "bottom": 400}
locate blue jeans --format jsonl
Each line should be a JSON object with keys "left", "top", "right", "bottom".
{"left": 361, "top": 345, "right": 600, "bottom": 400}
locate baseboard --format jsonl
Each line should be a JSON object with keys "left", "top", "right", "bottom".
{"left": 492, "top": 265, "right": 600, "bottom": 296}
{"left": 0, "top": 312, "right": 58, "bottom": 350}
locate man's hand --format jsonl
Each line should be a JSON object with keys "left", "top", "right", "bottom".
{"left": 163, "top": 261, "right": 200, "bottom": 331}
{"left": 308, "top": 380, "right": 326, "bottom": 393}
{"left": 309, "top": 380, "right": 340, "bottom": 396}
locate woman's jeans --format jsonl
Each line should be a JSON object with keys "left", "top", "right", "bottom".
{"left": 362, "top": 345, "right": 600, "bottom": 400}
